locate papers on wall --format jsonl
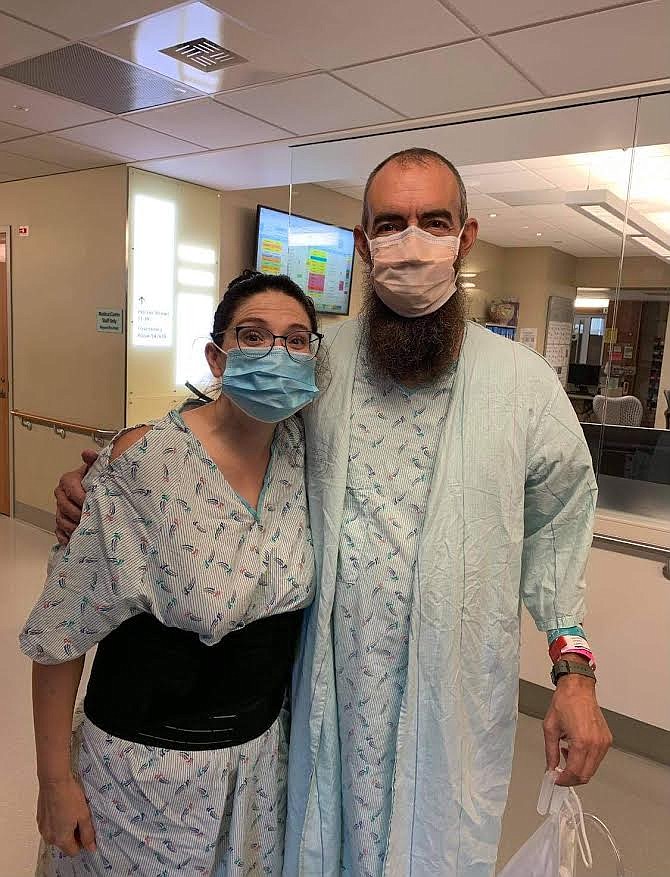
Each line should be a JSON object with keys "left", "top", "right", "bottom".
{"left": 519, "top": 327, "right": 538, "bottom": 350}
{"left": 544, "top": 296, "right": 575, "bottom": 387}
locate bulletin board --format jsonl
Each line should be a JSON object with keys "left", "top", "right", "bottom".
{"left": 544, "top": 296, "right": 575, "bottom": 387}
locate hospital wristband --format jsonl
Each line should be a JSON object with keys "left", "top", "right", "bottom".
{"left": 547, "top": 625, "right": 585, "bottom": 645}
{"left": 549, "top": 635, "right": 596, "bottom": 669}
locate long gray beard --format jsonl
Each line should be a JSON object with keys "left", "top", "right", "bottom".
{"left": 359, "top": 267, "right": 467, "bottom": 385}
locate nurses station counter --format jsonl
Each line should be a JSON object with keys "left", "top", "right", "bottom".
{"left": 520, "top": 422, "right": 670, "bottom": 763}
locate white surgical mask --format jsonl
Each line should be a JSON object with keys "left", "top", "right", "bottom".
{"left": 367, "top": 224, "right": 464, "bottom": 318}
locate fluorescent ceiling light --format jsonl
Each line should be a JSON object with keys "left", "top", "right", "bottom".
{"left": 462, "top": 282, "right": 476, "bottom": 289}
{"left": 567, "top": 189, "right": 670, "bottom": 262}
{"left": 575, "top": 297, "right": 609, "bottom": 310}
{"left": 577, "top": 287, "right": 612, "bottom": 292}
{"left": 630, "top": 236, "right": 670, "bottom": 259}
{"left": 579, "top": 205, "right": 634, "bottom": 235}
{"left": 460, "top": 272, "right": 478, "bottom": 278}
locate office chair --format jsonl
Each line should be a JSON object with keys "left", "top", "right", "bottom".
{"left": 593, "top": 394, "right": 644, "bottom": 427}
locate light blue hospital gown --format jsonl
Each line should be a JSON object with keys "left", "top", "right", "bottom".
{"left": 334, "top": 352, "right": 456, "bottom": 876}
{"left": 20, "top": 409, "right": 314, "bottom": 877}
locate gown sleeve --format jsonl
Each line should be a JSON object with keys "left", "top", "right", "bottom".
{"left": 19, "top": 445, "right": 161, "bottom": 664}
{"left": 520, "top": 380, "right": 598, "bottom": 632}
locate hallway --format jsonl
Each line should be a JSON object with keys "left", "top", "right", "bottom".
{"left": 2, "top": 515, "right": 669, "bottom": 876}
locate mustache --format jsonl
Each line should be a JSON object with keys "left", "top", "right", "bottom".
{"left": 359, "top": 266, "right": 466, "bottom": 385}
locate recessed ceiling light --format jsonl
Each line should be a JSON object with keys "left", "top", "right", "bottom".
{"left": 489, "top": 213, "right": 497, "bottom": 218}
{"left": 521, "top": 225, "right": 529, "bottom": 230}
{"left": 536, "top": 232, "right": 542, "bottom": 237}
{"left": 11, "top": 104, "right": 29, "bottom": 112}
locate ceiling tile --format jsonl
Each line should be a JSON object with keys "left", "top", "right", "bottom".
{"left": 0, "top": 119, "right": 35, "bottom": 142}
{"left": 461, "top": 161, "right": 525, "bottom": 177}
{"left": 337, "top": 41, "right": 541, "bottom": 118}
{"left": 209, "top": 0, "right": 474, "bottom": 67}
{"left": 447, "top": 0, "right": 641, "bottom": 34}
{"left": 0, "top": 148, "right": 68, "bottom": 179}
{"left": 125, "top": 98, "right": 289, "bottom": 149}
{"left": 135, "top": 141, "right": 293, "bottom": 190}
{"left": 91, "top": 2, "right": 317, "bottom": 96}
{"left": 0, "top": 79, "right": 110, "bottom": 131}
{"left": 527, "top": 165, "right": 593, "bottom": 189}
{"left": 465, "top": 192, "right": 511, "bottom": 212}
{"left": 520, "top": 154, "right": 593, "bottom": 171}
{"left": 491, "top": 2, "right": 670, "bottom": 95}
{"left": 0, "top": 43, "right": 202, "bottom": 115}
{"left": 474, "top": 170, "right": 554, "bottom": 193}
{"left": 218, "top": 74, "right": 402, "bottom": 135}
{"left": 0, "top": 13, "right": 67, "bottom": 66}
{"left": 58, "top": 119, "right": 205, "bottom": 161}
{"left": 0, "top": 1, "right": 186, "bottom": 41}
{"left": 2, "top": 134, "right": 125, "bottom": 169}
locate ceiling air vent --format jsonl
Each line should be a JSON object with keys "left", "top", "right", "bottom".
{"left": 160, "top": 38, "right": 247, "bottom": 73}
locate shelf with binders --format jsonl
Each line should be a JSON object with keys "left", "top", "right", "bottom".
{"left": 485, "top": 323, "right": 516, "bottom": 340}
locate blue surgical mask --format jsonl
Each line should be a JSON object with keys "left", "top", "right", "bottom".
{"left": 220, "top": 347, "right": 319, "bottom": 423}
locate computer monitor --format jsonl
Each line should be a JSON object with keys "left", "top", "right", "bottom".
{"left": 568, "top": 362, "right": 601, "bottom": 390}
{"left": 254, "top": 205, "right": 355, "bottom": 316}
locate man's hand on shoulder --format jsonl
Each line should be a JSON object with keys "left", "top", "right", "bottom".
{"left": 54, "top": 450, "right": 98, "bottom": 545}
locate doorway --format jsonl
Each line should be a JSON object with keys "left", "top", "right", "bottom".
{"left": 0, "top": 228, "right": 10, "bottom": 515}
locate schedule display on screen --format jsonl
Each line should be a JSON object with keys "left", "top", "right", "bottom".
{"left": 255, "top": 205, "right": 354, "bottom": 315}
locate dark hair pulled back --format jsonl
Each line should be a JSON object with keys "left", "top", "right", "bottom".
{"left": 211, "top": 269, "right": 319, "bottom": 340}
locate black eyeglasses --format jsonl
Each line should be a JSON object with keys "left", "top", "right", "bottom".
{"left": 226, "top": 325, "right": 323, "bottom": 362}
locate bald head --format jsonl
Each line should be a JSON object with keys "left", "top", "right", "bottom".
{"left": 361, "top": 148, "right": 468, "bottom": 232}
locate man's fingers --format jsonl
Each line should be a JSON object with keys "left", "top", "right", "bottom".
{"left": 54, "top": 488, "right": 81, "bottom": 528}
{"left": 542, "top": 717, "right": 561, "bottom": 771}
{"left": 556, "top": 741, "right": 588, "bottom": 785}
{"left": 77, "top": 813, "right": 97, "bottom": 853}
{"left": 55, "top": 834, "right": 81, "bottom": 857}
{"left": 577, "top": 728, "right": 613, "bottom": 786}
{"left": 81, "top": 448, "right": 99, "bottom": 470}
{"left": 63, "top": 469, "right": 87, "bottom": 507}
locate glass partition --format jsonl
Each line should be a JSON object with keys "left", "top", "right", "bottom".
{"left": 288, "top": 97, "right": 642, "bottom": 514}
{"left": 587, "top": 93, "right": 670, "bottom": 543}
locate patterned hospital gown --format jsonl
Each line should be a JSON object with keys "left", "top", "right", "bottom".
{"left": 20, "top": 409, "right": 314, "bottom": 877}
{"left": 334, "top": 351, "right": 455, "bottom": 876}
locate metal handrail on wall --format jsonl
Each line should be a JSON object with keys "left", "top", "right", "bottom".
{"left": 592, "top": 533, "right": 670, "bottom": 580}
{"left": 11, "top": 409, "right": 117, "bottom": 446}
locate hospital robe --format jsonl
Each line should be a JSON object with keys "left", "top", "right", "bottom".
{"left": 284, "top": 319, "right": 597, "bottom": 876}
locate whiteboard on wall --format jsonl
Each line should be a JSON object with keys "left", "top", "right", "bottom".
{"left": 544, "top": 296, "right": 574, "bottom": 387}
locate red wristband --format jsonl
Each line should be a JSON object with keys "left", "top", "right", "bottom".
{"left": 549, "top": 635, "right": 596, "bottom": 669}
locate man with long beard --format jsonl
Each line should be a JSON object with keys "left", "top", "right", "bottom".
{"left": 54, "top": 148, "right": 610, "bottom": 876}
{"left": 283, "top": 148, "right": 610, "bottom": 876}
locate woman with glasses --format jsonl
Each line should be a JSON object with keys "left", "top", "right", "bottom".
{"left": 20, "top": 271, "right": 323, "bottom": 877}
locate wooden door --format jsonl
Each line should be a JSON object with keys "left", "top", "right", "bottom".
{"left": 0, "top": 231, "right": 9, "bottom": 515}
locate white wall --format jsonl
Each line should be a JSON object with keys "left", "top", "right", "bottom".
{"left": 521, "top": 546, "right": 670, "bottom": 730}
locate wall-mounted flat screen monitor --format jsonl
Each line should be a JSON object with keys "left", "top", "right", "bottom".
{"left": 254, "top": 205, "right": 354, "bottom": 315}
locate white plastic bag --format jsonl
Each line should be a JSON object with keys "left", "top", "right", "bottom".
{"left": 498, "top": 770, "right": 594, "bottom": 877}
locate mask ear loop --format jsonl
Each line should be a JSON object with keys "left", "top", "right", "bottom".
{"left": 454, "top": 221, "right": 468, "bottom": 287}
{"left": 210, "top": 339, "right": 228, "bottom": 357}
